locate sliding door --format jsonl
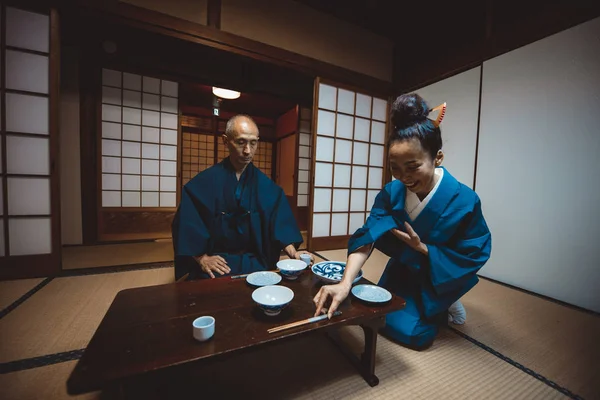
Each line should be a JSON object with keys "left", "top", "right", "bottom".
{"left": 98, "top": 68, "right": 179, "bottom": 241}
{"left": 308, "top": 79, "right": 388, "bottom": 251}
{"left": 0, "top": 5, "right": 61, "bottom": 279}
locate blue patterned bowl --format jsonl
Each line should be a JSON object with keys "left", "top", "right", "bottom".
{"left": 311, "top": 261, "right": 363, "bottom": 285}
{"left": 251, "top": 285, "right": 294, "bottom": 316}
{"left": 276, "top": 259, "right": 308, "bottom": 280}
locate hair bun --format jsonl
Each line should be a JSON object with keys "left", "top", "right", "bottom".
{"left": 391, "top": 93, "right": 430, "bottom": 129}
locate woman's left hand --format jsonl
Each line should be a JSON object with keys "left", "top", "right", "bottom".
{"left": 391, "top": 222, "right": 429, "bottom": 256}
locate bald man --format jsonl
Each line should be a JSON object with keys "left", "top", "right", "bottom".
{"left": 172, "top": 115, "right": 309, "bottom": 281}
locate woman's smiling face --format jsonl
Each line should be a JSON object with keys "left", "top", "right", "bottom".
{"left": 388, "top": 137, "right": 443, "bottom": 198}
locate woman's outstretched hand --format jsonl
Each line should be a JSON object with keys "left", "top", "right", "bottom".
{"left": 313, "top": 283, "right": 351, "bottom": 319}
{"left": 313, "top": 244, "right": 372, "bottom": 319}
{"left": 391, "top": 221, "right": 429, "bottom": 256}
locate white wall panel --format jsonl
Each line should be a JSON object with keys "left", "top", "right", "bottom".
{"left": 414, "top": 67, "right": 481, "bottom": 188}
{"left": 476, "top": 17, "right": 600, "bottom": 312}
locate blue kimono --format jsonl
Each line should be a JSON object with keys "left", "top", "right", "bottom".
{"left": 348, "top": 168, "right": 491, "bottom": 348}
{"left": 172, "top": 158, "right": 303, "bottom": 280}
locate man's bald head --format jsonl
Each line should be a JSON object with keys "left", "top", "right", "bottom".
{"left": 223, "top": 114, "right": 260, "bottom": 172}
{"left": 225, "top": 115, "right": 258, "bottom": 138}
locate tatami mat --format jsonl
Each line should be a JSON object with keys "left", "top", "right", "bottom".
{"left": 457, "top": 278, "right": 600, "bottom": 400}
{"left": 330, "top": 327, "right": 568, "bottom": 400}
{"left": 0, "top": 268, "right": 174, "bottom": 363}
{"left": 1, "top": 328, "right": 568, "bottom": 400}
{"left": 0, "top": 360, "right": 99, "bottom": 400}
{"left": 62, "top": 241, "right": 174, "bottom": 270}
{"left": 316, "top": 248, "right": 598, "bottom": 398}
{"left": 1, "top": 248, "right": 596, "bottom": 399}
{"left": 106, "top": 327, "right": 568, "bottom": 400}
{"left": 0, "top": 278, "right": 45, "bottom": 312}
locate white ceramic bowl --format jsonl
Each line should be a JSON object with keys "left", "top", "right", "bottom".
{"left": 192, "top": 316, "right": 215, "bottom": 342}
{"left": 251, "top": 285, "right": 294, "bottom": 316}
{"left": 246, "top": 271, "right": 282, "bottom": 287}
{"left": 276, "top": 259, "right": 308, "bottom": 280}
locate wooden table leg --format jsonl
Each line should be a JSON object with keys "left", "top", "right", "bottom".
{"left": 113, "top": 376, "right": 164, "bottom": 399}
{"left": 326, "top": 316, "right": 385, "bottom": 387}
{"left": 360, "top": 318, "right": 381, "bottom": 383}
{"left": 101, "top": 383, "right": 125, "bottom": 400}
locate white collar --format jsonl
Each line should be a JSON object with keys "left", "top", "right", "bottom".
{"left": 405, "top": 168, "right": 444, "bottom": 221}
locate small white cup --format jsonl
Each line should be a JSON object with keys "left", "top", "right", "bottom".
{"left": 300, "top": 254, "right": 312, "bottom": 266}
{"left": 192, "top": 316, "right": 215, "bottom": 342}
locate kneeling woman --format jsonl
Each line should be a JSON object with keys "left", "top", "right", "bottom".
{"left": 313, "top": 93, "right": 492, "bottom": 349}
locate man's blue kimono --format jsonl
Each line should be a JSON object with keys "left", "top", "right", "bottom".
{"left": 348, "top": 168, "right": 492, "bottom": 348}
{"left": 172, "top": 158, "right": 303, "bottom": 280}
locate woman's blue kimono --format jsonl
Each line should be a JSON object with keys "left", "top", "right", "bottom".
{"left": 348, "top": 168, "right": 491, "bottom": 348}
{"left": 172, "top": 158, "right": 303, "bottom": 280}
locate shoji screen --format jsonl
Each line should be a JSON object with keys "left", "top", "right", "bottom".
{"left": 181, "top": 132, "right": 214, "bottom": 186}
{"left": 310, "top": 80, "right": 387, "bottom": 250}
{"left": 297, "top": 106, "right": 312, "bottom": 208}
{"left": 0, "top": 6, "right": 60, "bottom": 278}
{"left": 100, "top": 69, "right": 179, "bottom": 208}
{"left": 412, "top": 67, "right": 481, "bottom": 188}
{"left": 98, "top": 69, "right": 179, "bottom": 241}
{"left": 476, "top": 17, "right": 600, "bottom": 312}
{"left": 250, "top": 141, "right": 273, "bottom": 177}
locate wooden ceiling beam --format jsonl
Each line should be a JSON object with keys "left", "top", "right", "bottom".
{"left": 68, "top": 1, "right": 393, "bottom": 97}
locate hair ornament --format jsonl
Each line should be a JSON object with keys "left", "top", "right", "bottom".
{"left": 429, "top": 103, "right": 446, "bottom": 128}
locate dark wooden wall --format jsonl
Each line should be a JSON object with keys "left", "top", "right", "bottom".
{"left": 393, "top": 2, "right": 600, "bottom": 92}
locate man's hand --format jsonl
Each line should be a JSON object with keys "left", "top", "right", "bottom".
{"left": 196, "top": 255, "right": 230, "bottom": 278}
{"left": 293, "top": 251, "right": 314, "bottom": 264}
{"left": 283, "top": 244, "right": 314, "bottom": 264}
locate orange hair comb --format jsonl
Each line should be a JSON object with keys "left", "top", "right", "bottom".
{"left": 430, "top": 103, "right": 446, "bottom": 127}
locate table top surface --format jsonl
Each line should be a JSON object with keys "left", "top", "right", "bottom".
{"left": 67, "top": 269, "right": 406, "bottom": 394}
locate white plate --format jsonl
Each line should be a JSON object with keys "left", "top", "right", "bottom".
{"left": 351, "top": 284, "right": 392, "bottom": 304}
{"left": 246, "top": 271, "right": 282, "bottom": 287}
{"left": 311, "top": 261, "right": 363, "bottom": 284}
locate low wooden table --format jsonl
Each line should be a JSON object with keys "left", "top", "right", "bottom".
{"left": 67, "top": 270, "right": 405, "bottom": 396}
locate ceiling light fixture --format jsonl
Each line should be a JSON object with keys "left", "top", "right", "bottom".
{"left": 212, "top": 87, "right": 241, "bottom": 100}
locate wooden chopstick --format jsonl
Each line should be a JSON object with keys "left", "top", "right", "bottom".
{"left": 179, "top": 268, "right": 282, "bottom": 282}
{"left": 267, "top": 311, "right": 342, "bottom": 334}
{"left": 231, "top": 269, "right": 280, "bottom": 280}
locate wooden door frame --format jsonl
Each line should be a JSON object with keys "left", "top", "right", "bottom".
{"left": 275, "top": 130, "right": 299, "bottom": 218}
{"left": 293, "top": 104, "right": 301, "bottom": 228}
{"left": 294, "top": 104, "right": 312, "bottom": 233}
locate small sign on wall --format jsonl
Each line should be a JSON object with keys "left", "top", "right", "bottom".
{"left": 213, "top": 107, "right": 219, "bottom": 116}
